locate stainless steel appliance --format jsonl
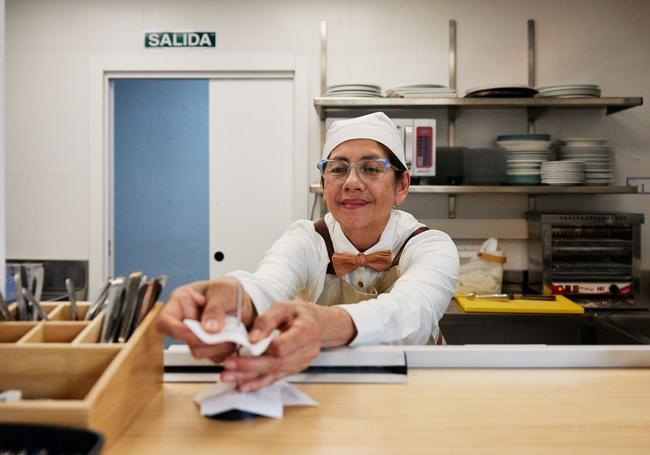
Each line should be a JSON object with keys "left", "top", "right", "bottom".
{"left": 392, "top": 118, "right": 436, "bottom": 177}
{"left": 527, "top": 213, "right": 644, "bottom": 299}
{"left": 325, "top": 117, "right": 436, "bottom": 177}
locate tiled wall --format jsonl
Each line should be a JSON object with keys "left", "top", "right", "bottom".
{"left": 5, "top": 0, "right": 650, "bottom": 276}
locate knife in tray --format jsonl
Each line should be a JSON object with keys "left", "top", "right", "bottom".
{"left": 85, "top": 278, "right": 112, "bottom": 321}
{"left": 117, "top": 271, "right": 144, "bottom": 343}
{"left": 13, "top": 273, "right": 28, "bottom": 321}
{"left": 134, "top": 275, "right": 167, "bottom": 331}
{"left": 66, "top": 278, "right": 79, "bottom": 321}
{"left": 22, "top": 286, "right": 48, "bottom": 321}
{"left": 100, "top": 277, "right": 126, "bottom": 343}
{"left": 119, "top": 277, "right": 151, "bottom": 341}
{"left": 33, "top": 266, "right": 44, "bottom": 303}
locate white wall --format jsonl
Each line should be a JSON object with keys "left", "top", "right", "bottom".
{"left": 5, "top": 0, "right": 650, "bottom": 273}
{"left": 0, "top": 0, "right": 5, "bottom": 293}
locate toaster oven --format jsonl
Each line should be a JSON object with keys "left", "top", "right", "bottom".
{"left": 527, "top": 213, "right": 644, "bottom": 299}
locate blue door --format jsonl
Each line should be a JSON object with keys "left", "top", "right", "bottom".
{"left": 113, "top": 79, "right": 209, "bottom": 302}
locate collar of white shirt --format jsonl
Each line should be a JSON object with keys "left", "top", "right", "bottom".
{"left": 324, "top": 210, "right": 421, "bottom": 256}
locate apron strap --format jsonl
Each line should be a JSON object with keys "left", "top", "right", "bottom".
{"left": 314, "top": 219, "right": 336, "bottom": 275}
{"left": 391, "top": 226, "right": 429, "bottom": 267}
{"left": 314, "top": 220, "right": 429, "bottom": 275}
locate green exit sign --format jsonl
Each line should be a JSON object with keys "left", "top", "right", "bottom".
{"left": 145, "top": 32, "right": 216, "bottom": 48}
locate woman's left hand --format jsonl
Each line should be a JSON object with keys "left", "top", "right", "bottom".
{"left": 220, "top": 300, "right": 321, "bottom": 392}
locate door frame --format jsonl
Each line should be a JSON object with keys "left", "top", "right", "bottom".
{"left": 89, "top": 55, "right": 308, "bottom": 295}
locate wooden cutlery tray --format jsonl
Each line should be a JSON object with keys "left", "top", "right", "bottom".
{"left": 0, "top": 302, "right": 163, "bottom": 446}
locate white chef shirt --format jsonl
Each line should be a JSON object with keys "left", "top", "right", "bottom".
{"left": 229, "top": 209, "right": 459, "bottom": 346}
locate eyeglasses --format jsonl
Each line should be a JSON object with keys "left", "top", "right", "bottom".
{"left": 317, "top": 159, "right": 399, "bottom": 182}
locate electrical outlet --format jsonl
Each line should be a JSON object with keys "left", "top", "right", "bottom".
{"left": 626, "top": 177, "right": 650, "bottom": 194}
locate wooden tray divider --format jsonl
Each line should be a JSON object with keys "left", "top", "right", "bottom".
{"left": 14, "top": 321, "right": 46, "bottom": 344}
{"left": 0, "top": 303, "right": 164, "bottom": 447}
{"left": 84, "top": 305, "right": 163, "bottom": 445}
{"left": 48, "top": 302, "right": 91, "bottom": 321}
{"left": 4, "top": 301, "right": 66, "bottom": 321}
{"left": 18, "top": 321, "right": 89, "bottom": 343}
{"left": 0, "top": 344, "right": 122, "bottom": 400}
{"left": 0, "top": 322, "right": 39, "bottom": 342}
{"left": 72, "top": 309, "right": 106, "bottom": 344}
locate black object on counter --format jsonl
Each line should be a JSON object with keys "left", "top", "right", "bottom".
{"left": 0, "top": 423, "right": 103, "bottom": 455}
{"left": 206, "top": 410, "right": 264, "bottom": 421}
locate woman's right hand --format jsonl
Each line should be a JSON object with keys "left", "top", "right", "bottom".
{"left": 155, "top": 278, "right": 256, "bottom": 364}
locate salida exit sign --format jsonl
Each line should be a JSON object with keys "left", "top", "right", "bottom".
{"left": 145, "top": 32, "right": 216, "bottom": 48}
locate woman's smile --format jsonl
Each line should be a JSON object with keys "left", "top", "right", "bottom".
{"left": 340, "top": 198, "right": 370, "bottom": 209}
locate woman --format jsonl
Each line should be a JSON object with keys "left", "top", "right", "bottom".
{"left": 156, "top": 112, "right": 459, "bottom": 391}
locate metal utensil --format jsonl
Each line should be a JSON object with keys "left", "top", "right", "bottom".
{"left": 511, "top": 294, "right": 557, "bottom": 301}
{"left": 117, "top": 272, "right": 144, "bottom": 343}
{"left": 0, "top": 290, "right": 11, "bottom": 321}
{"left": 235, "top": 279, "right": 244, "bottom": 356}
{"left": 19, "top": 266, "right": 29, "bottom": 294}
{"left": 462, "top": 292, "right": 556, "bottom": 302}
{"left": 22, "top": 286, "right": 48, "bottom": 321}
{"left": 33, "top": 266, "right": 44, "bottom": 303}
{"left": 14, "top": 273, "right": 28, "bottom": 321}
{"left": 122, "top": 278, "right": 151, "bottom": 341}
{"left": 463, "top": 292, "right": 510, "bottom": 301}
{"left": 100, "top": 278, "right": 126, "bottom": 343}
{"left": 85, "top": 278, "right": 112, "bottom": 321}
{"left": 135, "top": 275, "right": 167, "bottom": 329}
{"left": 135, "top": 280, "right": 156, "bottom": 329}
{"left": 65, "top": 278, "right": 79, "bottom": 321}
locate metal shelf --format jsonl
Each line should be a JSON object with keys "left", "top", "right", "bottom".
{"left": 314, "top": 20, "right": 644, "bottom": 220}
{"left": 310, "top": 184, "right": 639, "bottom": 218}
{"left": 314, "top": 97, "right": 644, "bottom": 120}
{"left": 309, "top": 183, "right": 639, "bottom": 195}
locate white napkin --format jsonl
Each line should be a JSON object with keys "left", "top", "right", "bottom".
{"left": 0, "top": 390, "right": 21, "bottom": 403}
{"left": 183, "top": 316, "right": 278, "bottom": 356}
{"left": 184, "top": 315, "right": 318, "bottom": 418}
{"left": 193, "top": 380, "right": 317, "bottom": 419}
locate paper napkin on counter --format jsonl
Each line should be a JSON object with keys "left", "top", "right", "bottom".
{"left": 185, "top": 315, "right": 317, "bottom": 418}
{"left": 0, "top": 390, "right": 21, "bottom": 403}
{"left": 193, "top": 380, "right": 317, "bottom": 419}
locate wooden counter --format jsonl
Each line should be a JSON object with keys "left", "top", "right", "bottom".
{"left": 107, "top": 368, "right": 650, "bottom": 454}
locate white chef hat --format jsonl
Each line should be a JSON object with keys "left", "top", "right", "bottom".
{"left": 322, "top": 112, "right": 407, "bottom": 170}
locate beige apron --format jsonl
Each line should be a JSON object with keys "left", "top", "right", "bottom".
{"left": 313, "top": 220, "right": 444, "bottom": 345}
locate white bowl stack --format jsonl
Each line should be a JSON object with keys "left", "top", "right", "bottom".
{"left": 495, "top": 134, "right": 553, "bottom": 185}
{"left": 325, "top": 83, "right": 383, "bottom": 98}
{"left": 557, "top": 138, "right": 614, "bottom": 185}
{"left": 540, "top": 160, "right": 586, "bottom": 185}
{"left": 536, "top": 84, "right": 601, "bottom": 98}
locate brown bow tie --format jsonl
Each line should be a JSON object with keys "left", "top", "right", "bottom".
{"left": 331, "top": 250, "right": 393, "bottom": 277}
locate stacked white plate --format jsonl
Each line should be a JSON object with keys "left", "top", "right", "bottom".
{"left": 558, "top": 138, "right": 613, "bottom": 185}
{"left": 536, "top": 84, "right": 601, "bottom": 98}
{"left": 495, "top": 134, "right": 553, "bottom": 184}
{"left": 386, "top": 84, "right": 457, "bottom": 98}
{"left": 541, "top": 160, "right": 586, "bottom": 185}
{"left": 325, "top": 83, "right": 383, "bottom": 98}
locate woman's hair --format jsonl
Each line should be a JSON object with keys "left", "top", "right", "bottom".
{"left": 378, "top": 142, "right": 408, "bottom": 183}
{"left": 320, "top": 141, "right": 408, "bottom": 188}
